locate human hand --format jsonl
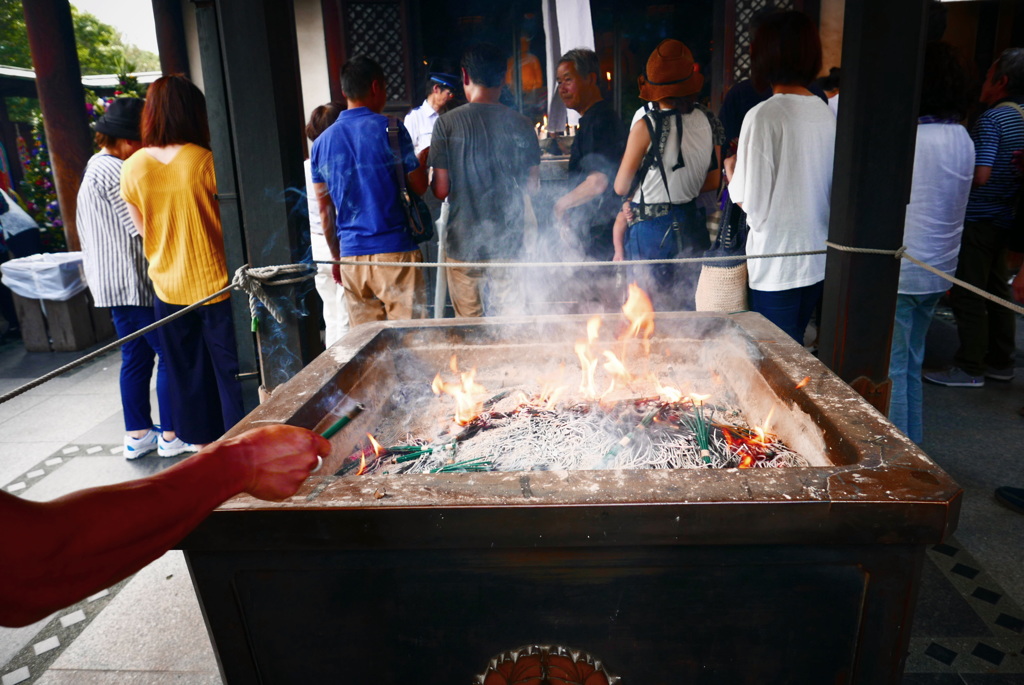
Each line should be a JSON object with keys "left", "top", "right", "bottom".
{"left": 621, "top": 202, "right": 635, "bottom": 224}
{"left": 332, "top": 263, "right": 342, "bottom": 285}
{"left": 216, "top": 425, "right": 332, "bottom": 501}
{"left": 612, "top": 249, "right": 625, "bottom": 262}
{"left": 723, "top": 155, "right": 736, "bottom": 184}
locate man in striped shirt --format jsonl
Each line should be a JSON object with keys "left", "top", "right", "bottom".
{"left": 926, "top": 49, "right": 1024, "bottom": 388}
{"left": 76, "top": 98, "right": 196, "bottom": 459}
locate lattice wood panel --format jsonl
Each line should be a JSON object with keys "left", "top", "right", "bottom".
{"left": 345, "top": 2, "right": 408, "bottom": 102}
{"left": 733, "top": 0, "right": 796, "bottom": 82}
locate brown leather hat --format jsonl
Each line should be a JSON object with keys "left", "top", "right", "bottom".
{"left": 638, "top": 39, "right": 704, "bottom": 101}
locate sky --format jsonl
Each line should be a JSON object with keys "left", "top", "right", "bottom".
{"left": 70, "top": 0, "right": 159, "bottom": 55}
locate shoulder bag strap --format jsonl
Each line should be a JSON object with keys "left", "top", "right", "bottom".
{"left": 386, "top": 116, "right": 409, "bottom": 194}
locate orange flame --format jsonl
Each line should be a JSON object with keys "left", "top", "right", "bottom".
{"left": 795, "top": 376, "right": 810, "bottom": 390}
{"left": 432, "top": 357, "right": 488, "bottom": 426}
{"left": 602, "top": 350, "right": 629, "bottom": 380}
{"left": 575, "top": 342, "right": 598, "bottom": 398}
{"left": 690, "top": 392, "right": 710, "bottom": 406}
{"left": 587, "top": 316, "right": 601, "bottom": 344}
{"left": 652, "top": 375, "right": 683, "bottom": 403}
{"left": 622, "top": 283, "right": 654, "bottom": 353}
{"left": 357, "top": 433, "right": 382, "bottom": 475}
{"left": 738, "top": 453, "right": 755, "bottom": 469}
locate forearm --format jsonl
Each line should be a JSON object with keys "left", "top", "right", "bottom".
{"left": 0, "top": 445, "right": 248, "bottom": 626}
{"left": 559, "top": 173, "right": 608, "bottom": 213}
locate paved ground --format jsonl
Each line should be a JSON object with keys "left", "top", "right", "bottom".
{"left": 0, "top": 306, "right": 1021, "bottom": 684}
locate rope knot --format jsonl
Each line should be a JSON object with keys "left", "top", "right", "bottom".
{"left": 232, "top": 263, "right": 317, "bottom": 324}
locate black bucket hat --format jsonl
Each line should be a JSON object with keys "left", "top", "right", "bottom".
{"left": 93, "top": 97, "right": 145, "bottom": 140}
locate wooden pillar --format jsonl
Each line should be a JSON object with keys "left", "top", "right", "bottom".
{"left": 195, "top": 0, "right": 321, "bottom": 395}
{"left": 20, "top": 0, "right": 91, "bottom": 252}
{"left": 818, "top": 0, "right": 929, "bottom": 413}
{"left": 321, "top": 0, "right": 346, "bottom": 103}
{"left": 152, "top": 0, "right": 190, "bottom": 78}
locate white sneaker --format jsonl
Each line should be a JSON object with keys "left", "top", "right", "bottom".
{"left": 157, "top": 436, "right": 199, "bottom": 458}
{"left": 124, "top": 429, "right": 159, "bottom": 460}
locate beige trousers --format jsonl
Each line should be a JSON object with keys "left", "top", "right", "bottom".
{"left": 340, "top": 250, "right": 425, "bottom": 326}
{"left": 445, "top": 259, "right": 522, "bottom": 318}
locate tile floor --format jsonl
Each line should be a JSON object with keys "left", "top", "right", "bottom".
{"left": 0, "top": 309, "right": 1022, "bottom": 683}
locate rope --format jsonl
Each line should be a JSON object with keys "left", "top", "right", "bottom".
{"left": 314, "top": 249, "right": 829, "bottom": 270}
{"left": 2, "top": 242, "right": 1020, "bottom": 405}
{"left": 232, "top": 263, "right": 316, "bottom": 327}
{"left": 0, "top": 264, "right": 315, "bottom": 406}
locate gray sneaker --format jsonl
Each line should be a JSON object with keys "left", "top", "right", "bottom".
{"left": 985, "top": 365, "right": 1015, "bottom": 381}
{"left": 924, "top": 367, "right": 984, "bottom": 388}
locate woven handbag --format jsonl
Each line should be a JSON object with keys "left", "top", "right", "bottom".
{"left": 695, "top": 191, "right": 749, "bottom": 312}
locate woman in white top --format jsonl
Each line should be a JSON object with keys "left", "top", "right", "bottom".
{"left": 727, "top": 11, "right": 835, "bottom": 342}
{"left": 889, "top": 42, "right": 974, "bottom": 443}
{"left": 613, "top": 39, "right": 720, "bottom": 311}
{"left": 304, "top": 103, "right": 348, "bottom": 347}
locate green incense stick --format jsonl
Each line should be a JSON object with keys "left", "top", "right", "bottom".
{"left": 321, "top": 402, "right": 365, "bottom": 439}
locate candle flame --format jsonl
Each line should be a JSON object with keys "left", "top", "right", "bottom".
{"left": 606, "top": 71, "right": 611, "bottom": 81}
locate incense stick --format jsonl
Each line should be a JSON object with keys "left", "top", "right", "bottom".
{"left": 321, "top": 402, "right": 365, "bottom": 439}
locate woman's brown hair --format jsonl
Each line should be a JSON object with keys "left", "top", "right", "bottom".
{"left": 141, "top": 74, "right": 211, "bottom": 149}
{"left": 751, "top": 11, "right": 822, "bottom": 92}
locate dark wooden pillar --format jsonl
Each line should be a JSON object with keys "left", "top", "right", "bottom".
{"left": 193, "top": 0, "right": 321, "bottom": 397}
{"left": 20, "top": 0, "right": 91, "bottom": 252}
{"left": 152, "top": 0, "right": 190, "bottom": 78}
{"left": 818, "top": 0, "right": 930, "bottom": 413}
{"left": 321, "top": 0, "right": 345, "bottom": 103}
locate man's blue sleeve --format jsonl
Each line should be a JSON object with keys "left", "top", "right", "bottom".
{"left": 399, "top": 122, "right": 419, "bottom": 172}
{"left": 972, "top": 112, "right": 1000, "bottom": 167}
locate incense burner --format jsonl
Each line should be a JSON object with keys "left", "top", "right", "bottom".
{"left": 178, "top": 312, "right": 960, "bottom": 684}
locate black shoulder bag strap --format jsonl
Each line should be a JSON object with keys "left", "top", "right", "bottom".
{"left": 386, "top": 116, "right": 410, "bottom": 194}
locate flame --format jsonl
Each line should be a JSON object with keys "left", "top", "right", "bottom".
{"left": 690, "top": 392, "right": 710, "bottom": 406}
{"left": 652, "top": 375, "right": 683, "bottom": 403}
{"left": 762, "top": 406, "right": 775, "bottom": 432}
{"left": 738, "top": 453, "right": 755, "bottom": 469}
{"left": 602, "top": 350, "right": 629, "bottom": 380}
{"left": 357, "top": 433, "right": 382, "bottom": 475}
{"left": 575, "top": 342, "right": 598, "bottom": 398}
{"left": 606, "top": 71, "right": 612, "bottom": 81}
{"left": 432, "top": 357, "right": 488, "bottom": 426}
{"left": 753, "top": 426, "right": 766, "bottom": 444}
{"left": 795, "top": 376, "right": 810, "bottom": 390}
{"left": 543, "top": 114, "right": 548, "bottom": 130}
{"left": 621, "top": 283, "right": 654, "bottom": 357}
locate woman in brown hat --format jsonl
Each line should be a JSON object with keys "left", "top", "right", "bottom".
{"left": 726, "top": 10, "right": 835, "bottom": 343}
{"left": 612, "top": 39, "right": 720, "bottom": 311}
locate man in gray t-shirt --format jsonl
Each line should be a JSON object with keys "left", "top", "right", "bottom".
{"left": 429, "top": 43, "right": 540, "bottom": 317}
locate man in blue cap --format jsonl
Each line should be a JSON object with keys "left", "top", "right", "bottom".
{"left": 404, "top": 65, "right": 459, "bottom": 156}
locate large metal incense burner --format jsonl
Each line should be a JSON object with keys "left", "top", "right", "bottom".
{"left": 179, "top": 312, "right": 961, "bottom": 684}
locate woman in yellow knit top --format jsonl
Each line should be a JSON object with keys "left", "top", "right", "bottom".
{"left": 121, "top": 75, "right": 244, "bottom": 447}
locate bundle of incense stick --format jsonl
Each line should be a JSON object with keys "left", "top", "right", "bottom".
{"left": 350, "top": 393, "right": 805, "bottom": 475}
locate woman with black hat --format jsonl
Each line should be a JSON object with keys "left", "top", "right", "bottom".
{"left": 613, "top": 39, "right": 720, "bottom": 311}
{"left": 77, "top": 97, "right": 196, "bottom": 459}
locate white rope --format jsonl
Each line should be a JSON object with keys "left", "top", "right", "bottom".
{"left": 4, "top": 241, "right": 1020, "bottom": 406}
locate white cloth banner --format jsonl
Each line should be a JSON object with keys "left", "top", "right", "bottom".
{"left": 542, "top": 0, "right": 595, "bottom": 133}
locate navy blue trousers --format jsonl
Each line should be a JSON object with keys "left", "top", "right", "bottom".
{"left": 111, "top": 305, "right": 173, "bottom": 432}
{"left": 749, "top": 281, "right": 824, "bottom": 343}
{"left": 153, "top": 297, "right": 244, "bottom": 444}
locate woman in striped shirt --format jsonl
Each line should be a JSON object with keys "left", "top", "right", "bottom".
{"left": 77, "top": 98, "right": 195, "bottom": 459}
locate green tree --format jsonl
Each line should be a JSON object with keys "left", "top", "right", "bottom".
{"left": 0, "top": 0, "right": 160, "bottom": 75}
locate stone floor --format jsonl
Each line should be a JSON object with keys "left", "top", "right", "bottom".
{"left": 0, "top": 307, "right": 1022, "bottom": 684}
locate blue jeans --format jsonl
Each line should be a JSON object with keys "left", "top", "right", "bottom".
{"left": 111, "top": 306, "right": 173, "bottom": 432}
{"left": 888, "top": 292, "right": 941, "bottom": 443}
{"left": 625, "top": 203, "right": 709, "bottom": 311}
{"left": 749, "top": 281, "right": 824, "bottom": 343}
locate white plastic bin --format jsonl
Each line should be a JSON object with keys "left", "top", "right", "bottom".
{"left": 0, "top": 252, "right": 87, "bottom": 301}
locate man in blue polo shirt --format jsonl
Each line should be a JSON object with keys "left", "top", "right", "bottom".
{"left": 311, "top": 56, "right": 428, "bottom": 326}
{"left": 926, "top": 48, "right": 1024, "bottom": 388}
